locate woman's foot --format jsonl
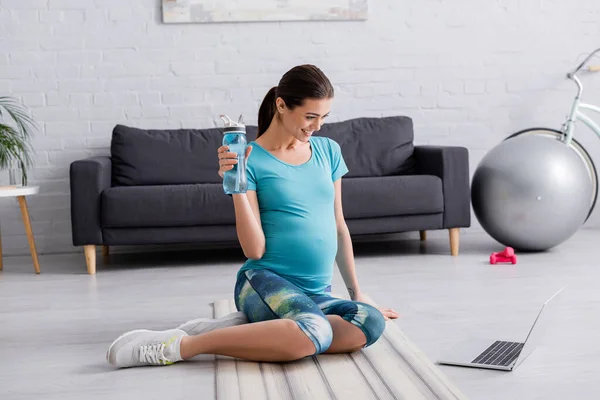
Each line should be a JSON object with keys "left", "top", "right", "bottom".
{"left": 177, "top": 311, "right": 248, "bottom": 336}
{"left": 106, "top": 328, "right": 188, "bottom": 368}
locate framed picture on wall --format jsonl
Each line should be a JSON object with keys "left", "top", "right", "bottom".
{"left": 162, "top": 0, "right": 368, "bottom": 23}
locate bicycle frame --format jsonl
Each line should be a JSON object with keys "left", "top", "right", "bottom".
{"left": 562, "top": 47, "right": 600, "bottom": 145}
{"left": 563, "top": 100, "right": 600, "bottom": 146}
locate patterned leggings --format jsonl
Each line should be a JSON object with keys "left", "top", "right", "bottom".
{"left": 234, "top": 269, "right": 386, "bottom": 355}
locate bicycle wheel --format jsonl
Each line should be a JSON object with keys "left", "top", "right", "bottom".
{"left": 505, "top": 127, "right": 599, "bottom": 223}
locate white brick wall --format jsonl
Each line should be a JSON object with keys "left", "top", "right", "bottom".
{"left": 1, "top": 0, "right": 599, "bottom": 256}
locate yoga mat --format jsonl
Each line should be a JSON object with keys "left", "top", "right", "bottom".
{"left": 213, "top": 295, "right": 468, "bottom": 400}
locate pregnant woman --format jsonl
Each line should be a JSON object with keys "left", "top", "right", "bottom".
{"left": 106, "top": 64, "right": 399, "bottom": 368}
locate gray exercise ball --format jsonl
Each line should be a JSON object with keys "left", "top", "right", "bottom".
{"left": 471, "top": 134, "right": 593, "bottom": 251}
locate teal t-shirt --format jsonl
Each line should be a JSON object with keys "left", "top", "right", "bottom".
{"left": 237, "top": 136, "right": 349, "bottom": 295}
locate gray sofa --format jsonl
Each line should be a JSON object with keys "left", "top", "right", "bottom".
{"left": 70, "top": 116, "right": 471, "bottom": 274}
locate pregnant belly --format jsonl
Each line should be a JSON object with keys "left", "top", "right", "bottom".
{"left": 263, "top": 229, "right": 338, "bottom": 278}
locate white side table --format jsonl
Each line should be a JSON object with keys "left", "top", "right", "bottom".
{"left": 0, "top": 186, "right": 41, "bottom": 274}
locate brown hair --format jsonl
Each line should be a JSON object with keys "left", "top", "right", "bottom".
{"left": 257, "top": 64, "right": 334, "bottom": 137}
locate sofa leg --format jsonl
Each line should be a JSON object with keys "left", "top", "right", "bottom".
{"left": 449, "top": 228, "right": 459, "bottom": 256}
{"left": 102, "top": 245, "right": 109, "bottom": 264}
{"left": 84, "top": 245, "right": 96, "bottom": 275}
{"left": 420, "top": 231, "right": 427, "bottom": 241}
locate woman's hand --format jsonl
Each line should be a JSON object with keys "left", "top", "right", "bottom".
{"left": 218, "top": 145, "right": 253, "bottom": 178}
{"left": 378, "top": 307, "right": 400, "bottom": 321}
{"left": 354, "top": 292, "right": 400, "bottom": 321}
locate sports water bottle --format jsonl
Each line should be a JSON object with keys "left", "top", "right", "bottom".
{"left": 220, "top": 114, "right": 248, "bottom": 195}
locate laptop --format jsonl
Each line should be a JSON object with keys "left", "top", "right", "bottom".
{"left": 437, "top": 286, "right": 566, "bottom": 371}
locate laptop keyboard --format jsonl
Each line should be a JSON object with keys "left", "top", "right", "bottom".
{"left": 472, "top": 341, "right": 524, "bottom": 366}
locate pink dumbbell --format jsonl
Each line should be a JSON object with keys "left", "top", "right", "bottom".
{"left": 490, "top": 247, "right": 517, "bottom": 265}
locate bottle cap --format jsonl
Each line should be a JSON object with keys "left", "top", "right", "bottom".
{"left": 220, "top": 114, "right": 246, "bottom": 133}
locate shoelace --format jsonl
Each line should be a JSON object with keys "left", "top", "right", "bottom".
{"left": 139, "top": 343, "right": 171, "bottom": 365}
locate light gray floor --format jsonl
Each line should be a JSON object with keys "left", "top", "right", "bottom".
{"left": 2, "top": 229, "right": 599, "bottom": 400}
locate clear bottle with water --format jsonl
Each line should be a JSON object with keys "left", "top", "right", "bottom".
{"left": 220, "top": 114, "right": 248, "bottom": 195}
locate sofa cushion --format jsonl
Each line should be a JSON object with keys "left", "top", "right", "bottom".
{"left": 110, "top": 124, "right": 258, "bottom": 186}
{"left": 341, "top": 175, "right": 443, "bottom": 219}
{"left": 101, "top": 184, "right": 236, "bottom": 228}
{"left": 318, "top": 116, "right": 416, "bottom": 178}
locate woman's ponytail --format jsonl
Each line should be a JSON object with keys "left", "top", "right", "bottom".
{"left": 257, "top": 86, "right": 278, "bottom": 138}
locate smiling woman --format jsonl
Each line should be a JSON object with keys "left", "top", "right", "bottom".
{"left": 106, "top": 64, "right": 399, "bottom": 369}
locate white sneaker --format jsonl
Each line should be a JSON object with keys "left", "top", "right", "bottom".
{"left": 177, "top": 311, "right": 248, "bottom": 336}
{"left": 106, "top": 328, "right": 187, "bottom": 368}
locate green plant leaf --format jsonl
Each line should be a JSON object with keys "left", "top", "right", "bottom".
{"left": 0, "top": 96, "right": 37, "bottom": 185}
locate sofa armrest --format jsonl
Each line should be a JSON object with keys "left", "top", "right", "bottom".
{"left": 70, "top": 156, "right": 112, "bottom": 246}
{"left": 414, "top": 146, "right": 471, "bottom": 228}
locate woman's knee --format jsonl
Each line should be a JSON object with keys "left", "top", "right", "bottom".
{"left": 278, "top": 319, "right": 315, "bottom": 359}
{"left": 355, "top": 303, "right": 386, "bottom": 347}
{"left": 293, "top": 316, "right": 334, "bottom": 356}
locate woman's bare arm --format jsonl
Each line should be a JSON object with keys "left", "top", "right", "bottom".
{"left": 218, "top": 144, "right": 265, "bottom": 259}
{"left": 233, "top": 191, "right": 265, "bottom": 260}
